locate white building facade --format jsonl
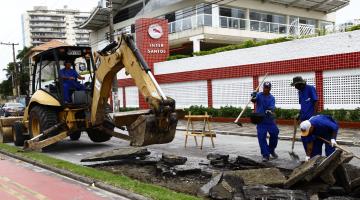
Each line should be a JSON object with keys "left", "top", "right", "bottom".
{"left": 22, "top": 6, "right": 91, "bottom": 47}
{"left": 80, "top": 0, "right": 349, "bottom": 54}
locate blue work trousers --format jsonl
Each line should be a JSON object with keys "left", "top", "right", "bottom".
{"left": 305, "top": 135, "right": 337, "bottom": 157}
{"left": 256, "top": 121, "right": 279, "bottom": 158}
{"left": 63, "top": 81, "right": 85, "bottom": 103}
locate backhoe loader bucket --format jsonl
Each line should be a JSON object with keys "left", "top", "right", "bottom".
{"left": 128, "top": 113, "right": 178, "bottom": 146}
{"left": 0, "top": 117, "right": 23, "bottom": 143}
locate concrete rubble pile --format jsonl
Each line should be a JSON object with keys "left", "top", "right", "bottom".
{"left": 201, "top": 150, "right": 360, "bottom": 200}
{"left": 81, "top": 148, "right": 360, "bottom": 200}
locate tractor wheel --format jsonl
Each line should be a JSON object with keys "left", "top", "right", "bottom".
{"left": 87, "top": 128, "right": 112, "bottom": 143}
{"left": 29, "top": 105, "right": 58, "bottom": 140}
{"left": 69, "top": 131, "right": 81, "bottom": 141}
{"left": 12, "top": 122, "right": 28, "bottom": 146}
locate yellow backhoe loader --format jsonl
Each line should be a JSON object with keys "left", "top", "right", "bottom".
{"left": 0, "top": 34, "right": 178, "bottom": 150}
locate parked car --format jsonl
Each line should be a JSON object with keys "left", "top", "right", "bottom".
{"left": 2, "top": 102, "right": 25, "bottom": 117}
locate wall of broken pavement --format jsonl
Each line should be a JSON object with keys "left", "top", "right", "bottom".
{"left": 116, "top": 30, "right": 360, "bottom": 110}
{"left": 82, "top": 147, "right": 360, "bottom": 199}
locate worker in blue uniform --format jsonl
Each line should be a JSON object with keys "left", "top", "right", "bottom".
{"left": 251, "top": 81, "right": 279, "bottom": 162}
{"left": 291, "top": 76, "right": 318, "bottom": 122}
{"left": 300, "top": 114, "right": 338, "bottom": 161}
{"left": 291, "top": 76, "right": 318, "bottom": 154}
{"left": 60, "top": 60, "right": 85, "bottom": 103}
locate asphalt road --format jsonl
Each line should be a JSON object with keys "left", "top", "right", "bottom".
{"left": 42, "top": 129, "right": 360, "bottom": 167}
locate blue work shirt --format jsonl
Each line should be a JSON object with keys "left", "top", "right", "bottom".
{"left": 60, "top": 68, "right": 79, "bottom": 84}
{"left": 255, "top": 92, "right": 276, "bottom": 123}
{"left": 302, "top": 115, "right": 338, "bottom": 143}
{"left": 298, "top": 85, "right": 318, "bottom": 121}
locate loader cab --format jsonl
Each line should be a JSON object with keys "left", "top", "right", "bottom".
{"left": 32, "top": 46, "right": 95, "bottom": 105}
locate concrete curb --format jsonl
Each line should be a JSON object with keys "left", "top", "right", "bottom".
{"left": 0, "top": 149, "right": 149, "bottom": 200}
{"left": 176, "top": 128, "right": 358, "bottom": 146}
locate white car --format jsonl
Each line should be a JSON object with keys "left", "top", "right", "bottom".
{"left": 2, "top": 102, "right": 25, "bottom": 117}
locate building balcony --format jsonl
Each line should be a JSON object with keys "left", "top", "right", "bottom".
{"left": 30, "top": 29, "right": 66, "bottom": 34}
{"left": 30, "top": 18, "right": 65, "bottom": 22}
{"left": 30, "top": 23, "right": 66, "bottom": 28}
{"left": 31, "top": 34, "right": 66, "bottom": 39}
{"left": 168, "top": 14, "right": 316, "bottom": 46}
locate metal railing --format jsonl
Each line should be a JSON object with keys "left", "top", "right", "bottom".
{"left": 168, "top": 14, "right": 212, "bottom": 33}
{"left": 169, "top": 14, "right": 316, "bottom": 37}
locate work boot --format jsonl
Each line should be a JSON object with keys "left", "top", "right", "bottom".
{"left": 262, "top": 156, "right": 269, "bottom": 162}
{"left": 271, "top": 152, "right": 278, "bottom": 159}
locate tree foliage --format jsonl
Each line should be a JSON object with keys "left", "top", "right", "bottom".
{"left": 0, "top": 46, "right": 32, "bottom": 98}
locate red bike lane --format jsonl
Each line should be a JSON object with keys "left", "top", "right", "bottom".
{"left": 0, "top": 155, "right": 124, "bottom": 200}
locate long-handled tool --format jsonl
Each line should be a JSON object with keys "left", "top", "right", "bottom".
{"left": 317, "top": 136, "right": 360, "bottom": 160}
{"left": 289, "top": 116, "right": 300, "bottom": 161}
{"left": 234, "top": 73, "right": 269, "bottom": 126}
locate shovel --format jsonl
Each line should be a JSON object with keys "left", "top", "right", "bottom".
{"left": 317, "top": 136, "right": 360, "bottom": 160}
{"left": 288, "top": 116, "right": 300, "bottom": 161}
{"left": 234, "top": 73, "right": 269, "bottom": 126}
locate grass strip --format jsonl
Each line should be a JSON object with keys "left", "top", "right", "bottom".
{"left": 0, "top": 143, "right": 201, "bottom": 200}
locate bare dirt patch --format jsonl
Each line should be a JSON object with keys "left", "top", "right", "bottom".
{"left": 95, "top": 163, "right": 211, "bottom": 195}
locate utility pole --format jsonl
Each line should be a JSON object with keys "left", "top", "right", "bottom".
{"left": 107, "top": 0, "right": 119, "bottom": 111}
{"left": 0, "top": 42, "right": 19, "bottom": 97}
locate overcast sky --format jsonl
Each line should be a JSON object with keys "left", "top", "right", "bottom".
{"left": 0, "top": 0, "right": 359, "bottom": 82}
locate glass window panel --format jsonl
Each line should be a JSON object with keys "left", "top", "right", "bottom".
{"left": 220, "top": 7, "right": 231, "bottom": 17}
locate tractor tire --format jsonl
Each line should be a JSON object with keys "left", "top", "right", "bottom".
{"left": 87, "top": 128, "right": 112, "bottom": 143}
{"left": 69, "top": 131, "right": 81, "bottom": 141}
{"left": 29, "top": 105, "right": 58, "bottom": 140}
{"left": 12, "top": 122, "right": 28, "bottom": 146}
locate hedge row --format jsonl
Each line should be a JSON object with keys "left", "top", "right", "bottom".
{"left": 166, "top": 37, "right": 294, "bottom": 61}
{"left": 347, "top": 24, "right": 360, "bottom": 32}
{"left": 185, "top": 106, "right": 360, "bottom": 122}
{"left": 117, "top": 106, "right": 360, "bottom": 122}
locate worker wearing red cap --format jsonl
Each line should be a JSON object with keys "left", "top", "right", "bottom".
{"left": 300, "top": 115, "right": 338, "bottom": 161}
{"left": 251, "top": 81, "right": 279, "bottom": 162}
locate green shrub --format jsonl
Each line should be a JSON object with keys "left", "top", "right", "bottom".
{"left": 183, "top": 106, "right": 360, "bottom": 122}
{"left": 218, "top": 106, "right": 242, "bottom": 118}
{"left": 167, "top": 54, "right": 191, "bottom": 61}
{"left": 349, "top": 108, "right": 360, "bottom": 121}
{"left": 192, "top": 37, "right": 293, "bottom": 57}
{"left": 333, "top": 109, "right": 348, "bottom": 121}
{"left": 346, "top": 24, "right": 360, "bottom": 32}
{"left": 118, "top": 107, "right": 139, "bottom": 112}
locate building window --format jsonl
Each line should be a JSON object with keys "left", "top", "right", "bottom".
{"left": 250, "top": 10, "right": 286, "bottom": 33}
{"left": 196, "top": 4, "right": 212, "bottom": 26}
{"left": 165, "top": 13, "right": 175, "bottom": 23}
{"left": 219, "top": 7, "right": 245, "bottom": 29}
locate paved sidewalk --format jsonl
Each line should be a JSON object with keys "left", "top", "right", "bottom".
{"left": 177, "top": 120, "right": 360, "bottom": 146}
{"left": 0, "top": 154, "right": 126, "bottom": 200}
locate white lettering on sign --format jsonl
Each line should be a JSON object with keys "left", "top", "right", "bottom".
{"left": 147, "top": 43, "right": 166, "bottom": 54}
{"left": 147, "top": 49, "right": 166, "bottom": 54}
{"left": 149, "top": 43, "right": 164, "bottom": 48}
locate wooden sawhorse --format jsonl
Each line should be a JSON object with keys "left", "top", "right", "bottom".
{"left": 184, "top": 112, "right": 216, "bottom": 149}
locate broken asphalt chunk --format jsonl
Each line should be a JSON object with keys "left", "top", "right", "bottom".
{"left": 243, "top": 185, "right": 308, "bottom": 200}
{"left": 284, "top": 155, "right": 324, "bottom": 188}
{"left": 209, "top": 173, "right": 245, "bottom": 200}
{"left": 198, "top": 172, "right": 223, "bottom": 197}
{"left": 229, "top": 155, "right": 266, "bottom": 170}
{"left": 224, "top": 168, "right": 286, "bottom": 187}
{"left": 336, "top": 163, "right": 360, "bottom": 192}
{"left": 161, "top": 153, "right": 187, "bottom": 166}
{"left": 80, "top": 147, "right": 150, "bottom": 162}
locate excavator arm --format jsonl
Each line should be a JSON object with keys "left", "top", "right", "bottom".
{"left": 91, "top": 34, "right": 177, "bottom": 146}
